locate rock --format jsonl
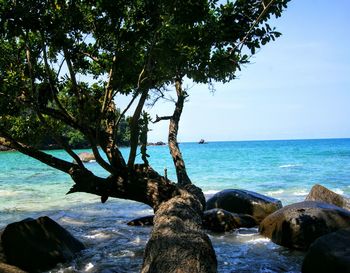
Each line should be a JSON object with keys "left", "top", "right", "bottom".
{"left": 0, "top": 231, "right": 5, "bottom": 263}
{"left": 305, "top": 184, "right": 350, "bottom": 210}
{"left": 0, "top": 145, "right": 12, "bottom": 152}
{"left": 203, "top": 209, "right": 257, "bottom": 232}
{"left": 127, "top": 215, "right": 154, "bottom": 226}
{"left": 231, "top": 213, "right": 258, "bottom": 228}
{"left": 155, "top": 141, "right": 166, "bottom": 146}
{"left": 305, "top": 228, "right": 350, "bottom": 272}
{"left": 1, "top": 216, "right": 85, "bottom": 272}
{"left": 0, "top": 263, "right": 27, "bottom": 273}
{"left": 302, "top": 228, "right": 350, "bottom": 273}
{"left": 206, "top": 189, "right": 282, "bottom": 222}
{"left": 259, "top": 201, "right": 350, "bottom": 250}
{"left": 76, "top": 152, "right": 95, "bottom": 163}
{"left": 203, "top": 209, "right": 237, "bottom": 232}
{"left": 147, "top": 141, "right": 166, "bottom": 146}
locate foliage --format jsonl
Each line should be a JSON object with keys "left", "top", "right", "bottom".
{"left": 0, "top": 0, "right": 289, "bottom": 166}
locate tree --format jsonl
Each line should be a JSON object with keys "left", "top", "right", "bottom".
{"left": 0, "top": 0, "right": 289, "bottom": 272}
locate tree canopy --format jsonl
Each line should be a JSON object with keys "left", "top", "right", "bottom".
{"left": 0, "top": 0, "right": 290, "bottom": 272}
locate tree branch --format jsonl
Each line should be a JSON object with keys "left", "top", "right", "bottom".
{"left": 152, "top": 115, "right": 172, "bottom": 124}
{"left": 41, "top": 37, "right": 77, "bottom": 125}
{"left": 0, "top": 130, "right": 75, "bottom": 174}
{"left": 231, "top": 0, "right": 276, "bottom": 53}
{"left": 127, "top": 89, "right": 149, "bottom": 167}
{"left": 36, "top": 111, "right": 85, "bottom": 169}
{"left": 168, "top": 78, "right": 191, "bottom": 186}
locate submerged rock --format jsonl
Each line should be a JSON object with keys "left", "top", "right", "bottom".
{"left": 206, "top": 189, "right": 282, "bottom": 222}
{"left": 259, "top": 201, "right": 350, "bottom": 249}
{"left": 127, "top": 215, "right": 154, "bottom": 226}
{"left": 1, "top": 216, "right": 85, "bottom": 272}
{"left": 302, "top": 228, "right": 350, "bottom": 273}
{"left": 305, "top": 184, "right": 350, "bottom": 210}
{"left": 203, "top": 209, "right": 257, "bottom": 232}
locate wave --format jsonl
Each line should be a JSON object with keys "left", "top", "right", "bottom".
{"left": 0, "top": 190, "right": 19, "bottom": 197}
{"left": 246, "top": 238, "right": 271, "bottom": 244}
{"left": 266, "top": 189, "right": 284, "bottom": 196}
{"left": 203, "top": 190, "right": 220, "bottom": 195}
{"left": 333, "top": 188, "right": 344, "bottom": 195}
{"left": 84, "top": 262, "right": 94, "bottom": 271}
{"left": 279, "top": 164, "right": 302, "bottom": 168}
{"left": 292, "top": 190, "right": 309, "bottom": 196}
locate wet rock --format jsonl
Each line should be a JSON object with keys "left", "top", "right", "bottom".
{"left": 127, "top": 215, "right": 154, "bottom": 226}
{"left": 259, "top": 201, "right": 350, "bottom": 249}
{"left": 203, "top": 209, "right": 237, "bottom": 232}
{"left": 76, "top": 152, "right": 95, "bottom": 163}
{"left": 203, "top": 209, "right": 257, "bottom": 232}
{"left": 231, "top": 213, "right": 258, "bottom": 228}
{"left": 305, "top": 184, "right": 350, "bottom": 210}
{"left": 1, "top": 216, "right": 85, "bottom": 272}
{"left": 206, "top": 189, "right": 282, "bottom": 222}
{"left": 302, "top": 228, "right": 350, "bottom": 273}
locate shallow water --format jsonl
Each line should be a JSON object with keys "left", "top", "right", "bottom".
{"left": 1, "top": 139, "right": 350, "bottom": 272}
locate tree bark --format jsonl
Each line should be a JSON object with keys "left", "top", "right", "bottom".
{"left": 142, "top": 184, "right": 217, "bottom": 273}
{"left": 168, "top": 78, "right": 192, "bottom": 186}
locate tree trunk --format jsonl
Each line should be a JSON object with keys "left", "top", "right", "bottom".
{"left": 168, "top": 78, "right": 191, "bottom": 186}
{"left": 142, "top": 184, "right": 217, "bottom": 273}
{"left": 68, "top": 167, "right": 217, "bottom": 273}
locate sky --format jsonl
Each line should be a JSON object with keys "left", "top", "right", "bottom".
{"left": 144, "top": 0, "right": 350, "bottom": 143}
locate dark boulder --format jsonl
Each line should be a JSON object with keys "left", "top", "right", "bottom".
{"left": 203, "top": 209, "right": 257, "bottom": 232}
{"left": 206, "top": 189, "right": 282, "bottom": 222}
{"left": 1, "top": 216, "right": 85, "bottom": 272}
{"left": 302, "top": 228, "right": 350, "bottom": 273}
{"left": 231, "top": 213, "right": 258, "bottom": 228}
{"left": 259, "top": 201, "right": 350, "bottom": 249}
{"left": 305, "top": 184, "right": 350, "bottom": 210}
{"left": 203, "top": 209, "right": 237, "bottom": 232}
{"left": 127, "top": 215, "right": 154, "bottom": 226}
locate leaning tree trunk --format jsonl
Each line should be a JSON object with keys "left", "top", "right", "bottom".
{"left": 142, "top": 184, "right": 217, "bottom": 273}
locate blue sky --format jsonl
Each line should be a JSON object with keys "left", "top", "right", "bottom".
{"left": 146, "top": 0, "right": 350, "bottom": 142}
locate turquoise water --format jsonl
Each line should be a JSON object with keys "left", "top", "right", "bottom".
{"left": 1, "top": 138, "right": 350, "bottom": 272}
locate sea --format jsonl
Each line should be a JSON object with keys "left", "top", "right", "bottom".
{"left": 1, "top": 138, "right": 350, "bottom": 273}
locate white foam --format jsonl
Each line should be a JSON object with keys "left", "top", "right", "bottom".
{"left": 246, "top": 238, "right": 270, "bottom": 244}
{"left": 0, "top": 190, "right": 19, "bottom": 197}
{"left": 60, "top": 217, "right": 85, "bottom": 225}
{"left": 204, "top": 190, "right": 220, "bottom": 195}
{"left": 131, "top": 236, "right": 142, "bottom": 245}
{"left": 84, "top": 263, "right": 94, "bottom": 271}
{"left": 85, "top": 232, "right": 111, "bottom": 239}
{"left": 293, "top": 190, "right": 308, "bottom": 196}
{"left": 279, "top": 164, "right": 302, "bottom": 168}
{"left": 266, "top": 189, "right": 284, "bottom": 196}
{"left": 333, "top": 188, "right": 344, "bottom": 195}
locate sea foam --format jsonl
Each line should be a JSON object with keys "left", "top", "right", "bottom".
{"left": 279, "top": 164, "right": 302, "bottom": 168}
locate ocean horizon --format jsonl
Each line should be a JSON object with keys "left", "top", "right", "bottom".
{"left": 1, "top": 138, "right": 350, "bottom": 272}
